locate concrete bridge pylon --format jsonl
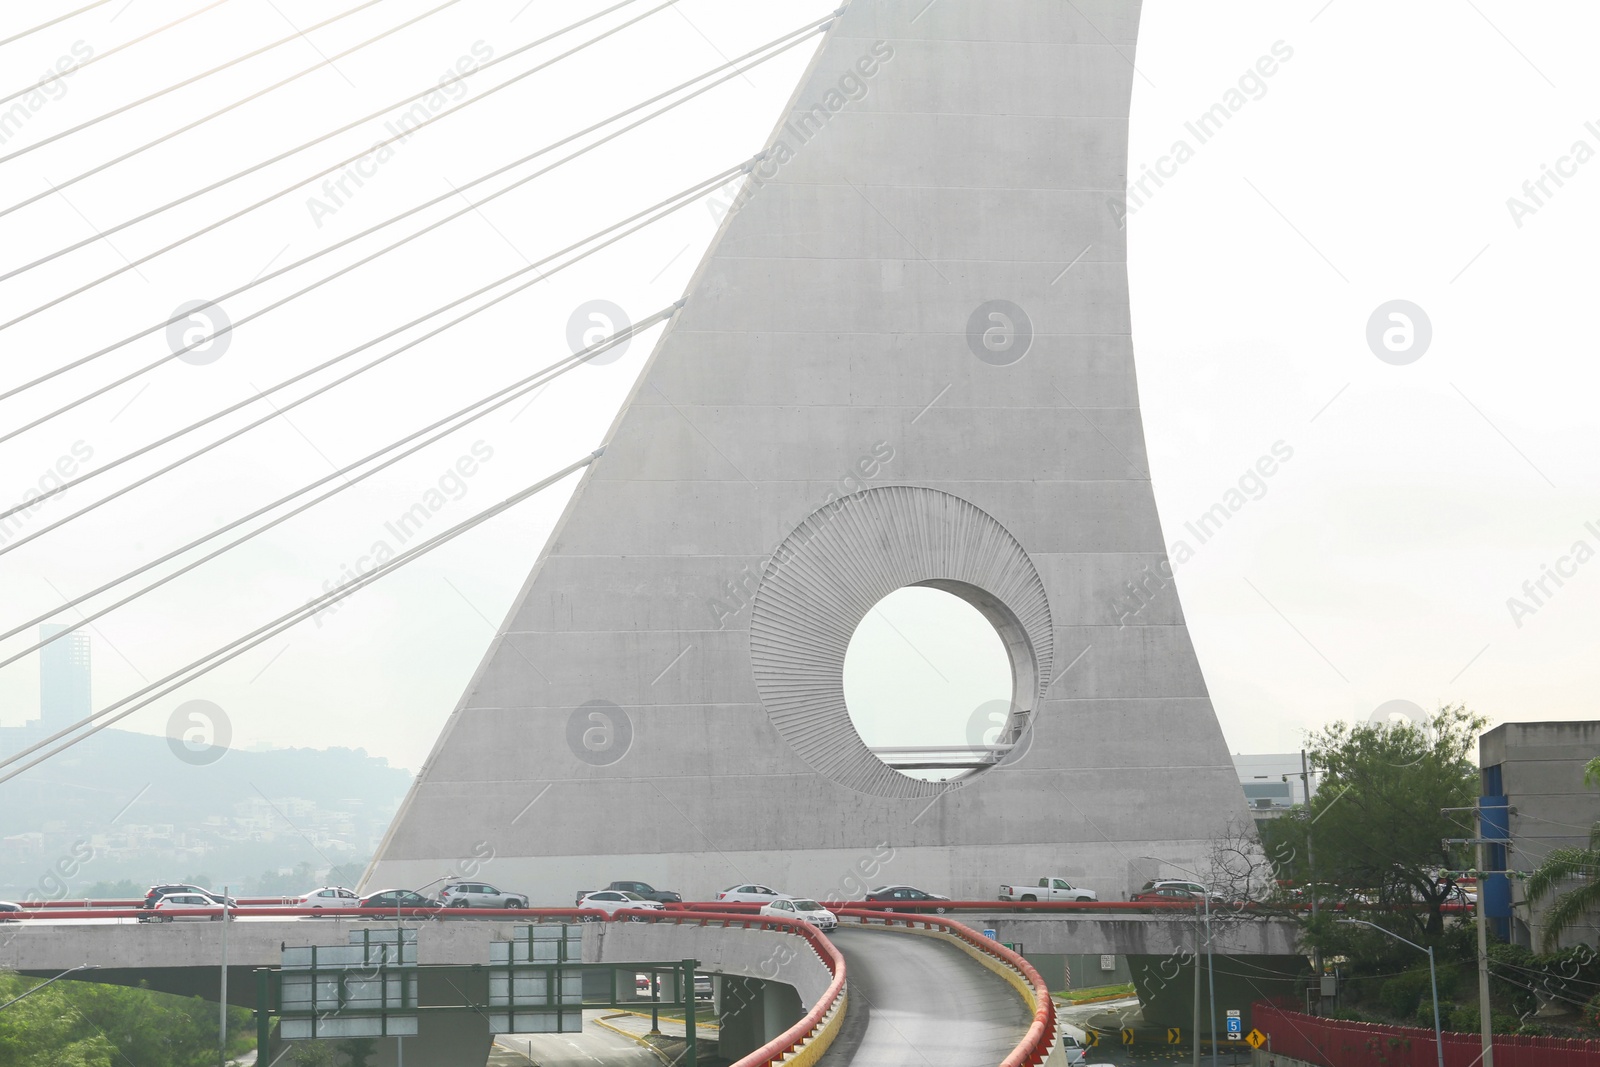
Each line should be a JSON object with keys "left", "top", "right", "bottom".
{"left": 368, "top": 0, "right": 1253, "bottom": 905}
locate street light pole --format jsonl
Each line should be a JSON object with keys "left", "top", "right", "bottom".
{"left": 219, "top": 884, "right": 229, "bottom": 1067}
{"left": 1204, "top": 891, "right": 1217, "bottom": 1067}
{"left": 1338, "top": 919, "right": 1443, "bottom": 1067}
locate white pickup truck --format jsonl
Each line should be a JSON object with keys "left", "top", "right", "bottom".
{"left": 998, "top": 877, "right": 1098, "bottom": 903}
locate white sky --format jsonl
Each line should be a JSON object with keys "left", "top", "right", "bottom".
{"left": 0, "top": 0, "right": 1596, "bottom": 774}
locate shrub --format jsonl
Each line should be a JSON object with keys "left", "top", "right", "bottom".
{"left": 1379, "top": 969, "right": 1432, "bottom": 1018}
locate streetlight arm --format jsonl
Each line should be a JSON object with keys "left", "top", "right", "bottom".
{"left": 1337, "top": 918, "right": 1426, "bottom": 954}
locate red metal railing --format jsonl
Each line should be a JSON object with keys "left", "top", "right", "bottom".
{"left": 15, "top": 896, "right": 1471, "bottom": 915}
{"left": 837, "top": 908, "right": 1057, "bottom": 1067}
{"left": 1254, "top": 1002, "right": 1600, "bottom": 1067}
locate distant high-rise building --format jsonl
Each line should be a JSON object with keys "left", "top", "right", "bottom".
{"left": 38, "top": 624, "right": 90, "bottom": 733}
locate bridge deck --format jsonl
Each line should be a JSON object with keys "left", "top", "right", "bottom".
{"left": 819, "top": 928, "right": 1031, "bottom": 1067}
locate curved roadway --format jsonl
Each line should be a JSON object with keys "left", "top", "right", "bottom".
{"left": 819, "top": 927, "right": 1032, "bottom": 1067}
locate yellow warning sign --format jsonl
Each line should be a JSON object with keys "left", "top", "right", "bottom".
{"left": 1121, "top": 1028, "right": 1135, "bottom": 1046}
{"left": 1167, "top": 1027, "right": 1182, "bottom": 1044}
{"left": 1083, "top": 1031, "right": 1100, "bottom": 1049}
{"left": 1246, "top": 1028, "right": 1267, "bottom": 1050}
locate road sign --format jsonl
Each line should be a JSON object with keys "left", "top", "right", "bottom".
{"left": 1083, "top": 1031, "right": 1100, "bottom": 1049}
{"left": 1247, "top": 1029, "right": 1267, "bottom": 1050}
{"left": 1226, "top": 1015, "right": 1243, "bottom": 1040}
{"left": 1121, "top": 1028, "right": 1135, "bottom": 1046}
{"left": 1166, "top": 1027, "right": 1182, "bottom": 1044}
{"left": 1226, "top": 1009, "right": 1241, "bottom": 1017}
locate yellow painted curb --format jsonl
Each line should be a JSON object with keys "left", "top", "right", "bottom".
{"left": 614, "top": 1007, "right": 721, "bottom": 1033}
{"left": 593, "top": 1016, "right": 673, "bottom": 1066}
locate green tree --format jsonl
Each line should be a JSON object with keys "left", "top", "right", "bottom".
{"left": 1524, "top": 759, "right": 1600, "bottom": 950}
{"left": 0, "top": 973, "right": 251, "bottom": 1067}
{"left": 1273, "top": 704, "right": 1486, "bottom": 942}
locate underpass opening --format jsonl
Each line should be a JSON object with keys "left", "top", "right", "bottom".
{"left": 843, "top": 582, "right": 1029, "bottom": 783}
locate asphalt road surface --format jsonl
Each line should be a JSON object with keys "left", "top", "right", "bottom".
{"left": 488, "top": 1014, "right": 662, "bottom": 1067}
{"left": 817, "top": 927, "right": 1032, "bottom": 1067}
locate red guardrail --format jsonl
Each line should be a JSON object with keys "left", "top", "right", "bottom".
{"left": 1254, "top": 1002, "right": 1600, "bottom": 1067}
{"left": 16, "top": 896, "right": 1470, "bottom": 915}
{"left": 837, "top": 908, "right": 1056, "bottom": 1067}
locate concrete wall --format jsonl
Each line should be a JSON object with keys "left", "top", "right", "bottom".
{"left": 368, "top": 0, "right": 1253, "bottom": 919}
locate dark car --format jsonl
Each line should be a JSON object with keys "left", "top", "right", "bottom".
{"left": 863, "top": 885, "right": 951, "bottom": 912}
{"left": 1131, "top": 886, "right": 1206, "bottom": 905}
{"left": 359, "top": 889, "right": 440, "bottom": 910}
{"left": 575, "top": 881, "right": 682, "bottom": 906}
{"left": 0, "top": 901, "right": 21, "bottom": 921}
{"left": 142, "top": 884, "right": 235, "bottom": 909}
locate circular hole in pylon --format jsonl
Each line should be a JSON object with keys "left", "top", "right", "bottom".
{"left": 843, "top": 585, "right": 1015, "bottom": 784}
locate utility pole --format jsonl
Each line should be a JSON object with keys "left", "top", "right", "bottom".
{"left": 1444, "top": 804, "right": 1505, "bottom": 1067}
{"left": 1475, "top": 837, "right": 1495, "bottom": 1067}
{"left": 1300, "top": 751, "right": 1322, "bottom": 1005}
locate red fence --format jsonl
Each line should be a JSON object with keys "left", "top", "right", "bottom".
{"left": 1255, "top": 1003, "right": 1600, "bottom": 1067}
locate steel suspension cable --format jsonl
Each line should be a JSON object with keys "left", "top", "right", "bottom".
{"left": 0, "top": 306, "right": 677, "bottom": 666}
{"left": 0, "top": 161, "right": 748, "bottom": 558}
{"left": 0, "top": 0, "right": 671, "bottom": 258}
{"left": 0, "top": 0, "right": 389, "bottom": 161}
{"left": 0, "top": 1, "right": 118, "bottom": 49}
{"left": 0, "top": 0, "right": 235, "bottom": 109}
{"left": 0, "top": 19, "right": 824, "bottom": 460}
{"left": 0, "top": 0, "right": 464, "bottom": 208}
{"left": 0, "top": 450, "right": 602, "bottom": 785}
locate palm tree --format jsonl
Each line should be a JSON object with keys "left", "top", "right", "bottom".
{"left": 1524, "top": 757, "right": 1600, "bottom": 950}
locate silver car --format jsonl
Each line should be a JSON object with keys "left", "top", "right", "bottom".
{"left": 438, "top": 881, "right": 528, "bottom": 908}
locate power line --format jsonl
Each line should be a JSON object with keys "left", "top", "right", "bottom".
{"left": 0, "top": 1, "right": 118, "bottom": 50}
{"left": 0, "top": 0, "right": 673, "bottom": 273}
{"left": 0, "top": 161, "right": 746, "bottom": 559}
{"left": 0, "top": 0, "right": 235, "bottom": 109}
{"left": 0, "top": 451, "right": 602, "bottom": 786}
{"left": 1, "top": 306, "right": 677, "bottom": 669}
{"left": 0, "top": 16, "right": 827, "bottom": 448}
{"left": 0, "top": 0, "right": 389, "bottom": 161}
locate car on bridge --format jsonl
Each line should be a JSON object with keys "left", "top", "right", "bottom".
{"left": 998, "top": 877, "right": 1098, "bottom": 903}
{"left": 578, "top": 890, "right": 666, "bottom": 919}
{"left": 717, "top": 883, "right": 788, "bottom": 903}
{"left": 1138, "top": 879, "right": 1220, "bottom": 902}
{"left": 760, "top": 897, "right": 837, "bottom": 930}
{"left": 358, "top": 889, "right": 440, "bottom": 911}
{"left": 863, "top": 885, "right": 951, "bottom": 911}
{"left": 1131, "top": 884, "right": 1217, "bottom": 906}
{"left": 142, "top": 893, "right": 227, "bottom": 922}
{"left": 438, "top": 881, "right": 528, "bottom": 909}
{"left": 141, "top": 884, "right": 234, "bottom": 910}
{"left": 576, "top": 880, "right": 681, "bottom": 905}
{"left": 298, "top": 887, "right": 359, "bottom": 909}
{"left": 0, "top": 901, "right": 20, "bottom": 921}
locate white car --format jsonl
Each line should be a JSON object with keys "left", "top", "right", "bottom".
{"left": 579, "top": 891, "right": 666, "bottom": 920}
{"left": 144, "top": 892, "right": 226, "bottom": 922}
{"left": 717, "top": 883, "right": 788, "bottom": 903}
{"left": 438, "top": 881, "right": 529, "bottom": 909}
{"left": 299, "top": 887, "right": 359, "bottom": 909}
{"left": 760, "top": 898, "right": 837, "bottom": 930}
{"left": 1061, "top": 1033, "right": 1090, "bottom": 1065}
